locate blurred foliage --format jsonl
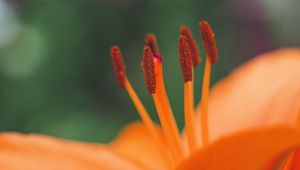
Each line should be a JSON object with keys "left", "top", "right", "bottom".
{"left": 0, "top": 0, "right": 299, "bottom": 142}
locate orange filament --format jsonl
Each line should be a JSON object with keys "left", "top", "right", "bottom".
{"left": 184, "top": 82, "right": 197, "bottom": 152}
{"left": 199, "top": 21, "right": 219, "bottom": 64}
{"left": 152, "top": 93, "right": 182, "bottom": 164}
{"left": 145, "top": 34, "right": 159, "bottom": 54}
{"left": 124, "top": 78, "right": 174, "bottom": 168}
{"left": 124, "top": 78, "right": 161, "bottom": 144}
{"left": 178, "top": 35, "right": 197, "bottom": 152}
{"left": 152, "top": 61, "right": 185, "bottom": 163}
{"left": 110, "top": 46, "right": 126, "bottom": 88}
{"left": 180, "top": 26, "right": 201, "bottom": 66}
{"left": 199, "top": 58, "right": 211, "bottom": 145}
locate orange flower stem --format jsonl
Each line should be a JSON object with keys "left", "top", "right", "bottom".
{"left": 124, "top": 77, "right": 174, "bottom": 168}
{"left": 200, "top": 57, "right": 211, "bottom": 146}
{"left": 184, "top": 73, "right": 197, "bottom": 153}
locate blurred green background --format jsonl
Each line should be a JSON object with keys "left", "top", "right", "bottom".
{"left": 0, "top": 0, "right": 299, "bottom": 143}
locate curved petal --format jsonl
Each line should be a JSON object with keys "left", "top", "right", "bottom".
{"left": 110, "top": 122, "right": 172, "bottom": 170}
{"left": 176, "top": 126, "right": 300, "bottom": 170}
{"left": 195, "top": 48, "right": 300, "bottom": 141}
{"left": 0, "top": 132, "right": 145, "bottom": 170}
{"left": 286, "top": 149, "right": 300, "bottom": 169}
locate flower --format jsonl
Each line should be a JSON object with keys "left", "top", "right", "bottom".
{"left": 0, "top": 21, "right": 300, "bottom": 170}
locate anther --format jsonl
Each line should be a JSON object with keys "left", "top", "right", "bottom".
{"left": 110, "top": 46, "right": 126, "bottom": 88}
{"left": 145, "top": 34, "right": 159, "bottom": 54}
{"left": 180, "top": 26, "right": 201, "bottom": 66}
{"left": 178, "top": 35, "right": 193, "bottom": 82}
{"left": 142, "top": 46, "right": 156, "bottom": 93}
{"left": 199, "top": 21, "right": 218, "bottom": 64}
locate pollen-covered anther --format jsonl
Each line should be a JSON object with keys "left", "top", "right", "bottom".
{"left": 199, "top": 21, "right": 219, "bottom": 64}
{"left": 145, "top": 34, "right": 159, "bottom": 54}
{"left": 178, "top": 35, "right": 193, "bottom": 82}
{"left": 110, "top": 46, "right": 126, "bottom": 88}
{"left": 142, "top": 46, "right": 156, "bottom": 93}
{"left": 180, "top": 26, "right": 201, "bottom": 67}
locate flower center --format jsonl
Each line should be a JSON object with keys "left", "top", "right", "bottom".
{"left": 110, "top": 21, "right": 218, "bottom": 168}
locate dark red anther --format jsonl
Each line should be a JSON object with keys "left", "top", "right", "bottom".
{"left": 142, "top": 46, "right": 156, "bottom": 93}
{"left": 199, "top": 21, "right": 219, "bottom": 64}
{"left": 110, "top": 46, "right": 126, "bottom": 89}
{"left": 178, "top": 35, "right": 193, "bottom": 82}
{"left": 180, "top": 26, "right": 201, "bottom": 67}
{"left": 145, "top": 34, "right": 159, "bottom": 54}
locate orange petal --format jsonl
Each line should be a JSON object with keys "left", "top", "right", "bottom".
{"left": 195, "top": 48, "right": 300, "bottom": 141}
{"left": 110, "top": 122, "right": 172, "bottom": 170}
{"left": 0, "top": 132, "right": 146, "bottom": 170}
{"left": 176, "top": 126, "right": 300, "bottom": 170}
{"left": 286, "top": 149, "right": 300, "bottom": 169}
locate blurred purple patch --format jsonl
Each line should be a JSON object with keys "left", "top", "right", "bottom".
{"left": 229, "top": 0, "right": 274, "bottom": 59}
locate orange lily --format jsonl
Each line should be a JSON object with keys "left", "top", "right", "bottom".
{"left": 0, "top": 21, "right": 300, "bottom": 170}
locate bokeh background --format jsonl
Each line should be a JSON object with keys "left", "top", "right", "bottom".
{"left": 0, "top": 0, "right": 299, "bottom": 143}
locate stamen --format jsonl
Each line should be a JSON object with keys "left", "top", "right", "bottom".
{"left": 142, "top": 46, "right": 185, "bottom": 162}
{"left": 199, "top": 21, "right": 218, "bottom": 64}
{"left": 142, "top": 46, "right": 156, "bottom": 93}
{"left": 110, "top": 46, "right": 173, "bottom": 168}
{"left": 180, "top": 26, "right": 201, "bottom": 67}
{"left": 110, "top": 46, "right": 158, "bottom": 142}
{"left": 198, "top": 21, "right": 218, "bottom": 145}
{"left": 178, "top": 35, "right": 197, "bottom": 152}
{"left": 179, "top": 28, "right": 198, "bottom": 129}
{"left": 110, "top": 46, "right": 126, "bottom": 88}
{"left": 145, "top": 34, "right": 159, "bottom": 54}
